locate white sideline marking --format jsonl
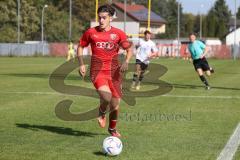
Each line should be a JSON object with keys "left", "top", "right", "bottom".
{"left": 0, "top": 91, "right": 62, "bottom": 95}
{"left": 217, "top": 123, "right": 240, "bottom": 160}
{"left": 161, "top": 94, "right": 240, "bottom": 99}
{"left": 0, "top": 91, "right": 240, "bottom": 99}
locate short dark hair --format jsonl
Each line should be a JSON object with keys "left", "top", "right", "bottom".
{"left": 97, "top": 4, "right": 115, "bottom": 16}
{"left": 189, "top": 32, "right": 197, "bottom": 37}
{"left": 144, "top": 30, "right": 151, "bottom": 35}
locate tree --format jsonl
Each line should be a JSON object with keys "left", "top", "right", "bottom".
{"left": 148, "top": 0, "right": 169, "bottom": 19}
{"left": 182, "top": 13, "right": 195, "bottom": 37}
{"left": 193, "top": 15, "right": 200, "bottom": 35}
{"left": 0, "top": 0, "right": 17, "bottom": 42}
{"left": 237, "top": 6, "right": 240, "bottom": 19}
{"left": 44, "top": 5, "right": 68, "bottom": 42}
{"left": 50, "top": 0, "right": 106, "bottom": 42}
{"left": 0, "top": 0, "right": 42, "bottom": 42}
{"left": 57, "top": 0, "right": 106, "bottom": 30}
{"left": 164, "top": 0, "right": 183, "bottom": 38}
{"left": 206, "top": 10, "right": 217, "bottom": 37}
{"left": 44, "top": 5, "right": 82, "bottom": 42}
{"left": 202, "top": 15, "right": 208, "bottom": 37}
{"left": 0, "top": 25, "right": 17, "bottom": 43}
{"left": 20, "top": 0, "right": 40, "bottom": 41}
{"left": 0, "top": 0, "right": 107, "bottom": 42}
{"left": 207, "top": 0, "right": 231, "bottom": 39}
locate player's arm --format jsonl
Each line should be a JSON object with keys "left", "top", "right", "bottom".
{"left": 119, "top": 32, "right": 133, "bottom": 72}
{"left": 199, "top": 41, "right": 208, "bottom": 58}
{"left": 77, "top": 29, "right": 91, "bottom": 77}
{"left": 201, "top": 46, "right": 208, "bottom": 58}
{"left": 148, "top": 49, "right": 158, "bottom": 59}
{"left": 187, "top": 45, "right": 193, "bottom": 62}
{"left": 77, "top": 46, "right": 86, "bottom": 77}
{"left": 120, "top": 43, "right": 133, "bottom": 72}
{"left": 125, "top": 47, "right": 133, "bottom": 63}
{"left": 148, "top": 43, "right": 158, "bottom": 59}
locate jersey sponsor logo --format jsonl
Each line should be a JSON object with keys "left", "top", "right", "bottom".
{"left": 96, "top": 41, "right": 115, "bottom": 50}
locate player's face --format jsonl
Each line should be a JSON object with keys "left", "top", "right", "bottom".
{"left": 145, "top": 33, "right": 151, "bottom": 41}
{"left": 98, "top": 12, "right": 111, "bottom": 30}
{"left": 189, "top": 34, "right": 196, "bottom": 42}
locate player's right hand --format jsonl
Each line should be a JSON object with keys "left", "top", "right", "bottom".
{"left": 79, "top": 65, "right": 86, "bottom": 77}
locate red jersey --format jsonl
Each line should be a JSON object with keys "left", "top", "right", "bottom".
{"left": 79, "top": 26, "right": 127, "bottom": 71}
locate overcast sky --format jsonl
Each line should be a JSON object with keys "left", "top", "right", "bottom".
{"left": 178, "top": 0, "right": 240, "bottom": 15}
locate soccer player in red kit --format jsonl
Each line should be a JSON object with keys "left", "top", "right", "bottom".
{"left": 77, "top": 4, "right": 132, "bottom": 137}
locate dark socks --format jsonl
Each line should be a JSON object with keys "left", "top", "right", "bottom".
{"left": 199, "top": 75, "right": 209, "bottom": 86}
{"left": 139, "top": 71, "right": 144, "bottom": 81}
{"left": 133, "top": 73, "right": 138, "bottom": 82}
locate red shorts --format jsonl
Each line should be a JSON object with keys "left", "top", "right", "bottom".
{"left": 91, "top": 70, "right": 122, "bottom": 98}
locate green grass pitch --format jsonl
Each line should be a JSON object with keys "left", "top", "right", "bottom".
{"left": 0, "top": 57, "right": 240, "bottom": 160}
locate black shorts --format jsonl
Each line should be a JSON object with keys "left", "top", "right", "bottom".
{"left": 136, "top": 59, "right": 148, "bottom": 70}
{"left": 193, "top": 58, "right": 210, "bottom": 71}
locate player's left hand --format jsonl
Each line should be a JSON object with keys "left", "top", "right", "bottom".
{"left": 120, "top": 61, "right": 129, "bottom": 72}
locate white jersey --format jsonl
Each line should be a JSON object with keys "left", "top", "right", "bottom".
{"left": 136, "top": 39, "right": 158, "bottom": 64}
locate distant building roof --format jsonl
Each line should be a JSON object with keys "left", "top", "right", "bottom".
{"left": 228, "top": 18, "right": 240, "bottom": 27}
{"left": 113, "top": 2, "right": 166, "bottom": 23}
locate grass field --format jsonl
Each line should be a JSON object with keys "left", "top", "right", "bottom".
{"left": 0, "top": 57, "right": 240, "bottom": 160}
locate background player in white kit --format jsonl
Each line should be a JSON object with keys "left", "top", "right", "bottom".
{"left": 131, "top": 30, "right": 158, "bottom": 90}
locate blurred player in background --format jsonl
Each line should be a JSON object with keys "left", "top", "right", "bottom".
{"left": 188, "top": 33, "right": 214, "bottom": 90}
{"left": 77, "top": 4, "right": 132, "bottom": 137}
{"left": 131, "top": 30, "right": 158, "bottom": 90}
{"left": 67, "top": 42, "right": 75, "bottom": 61}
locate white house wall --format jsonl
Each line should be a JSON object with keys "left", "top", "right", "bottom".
{"left": 226, "top": 28, "right": 240, "bottom": 46}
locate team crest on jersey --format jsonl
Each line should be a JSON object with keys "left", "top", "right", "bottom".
{"left": 110, "top": 34, "right": 117, "bottom": 40}
{"left": 92, "top": 34, "right": 98, "bottom": 38}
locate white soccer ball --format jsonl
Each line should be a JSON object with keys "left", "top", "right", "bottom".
{"left": 102, "top": 136, "right": 123, "bottom": 156}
